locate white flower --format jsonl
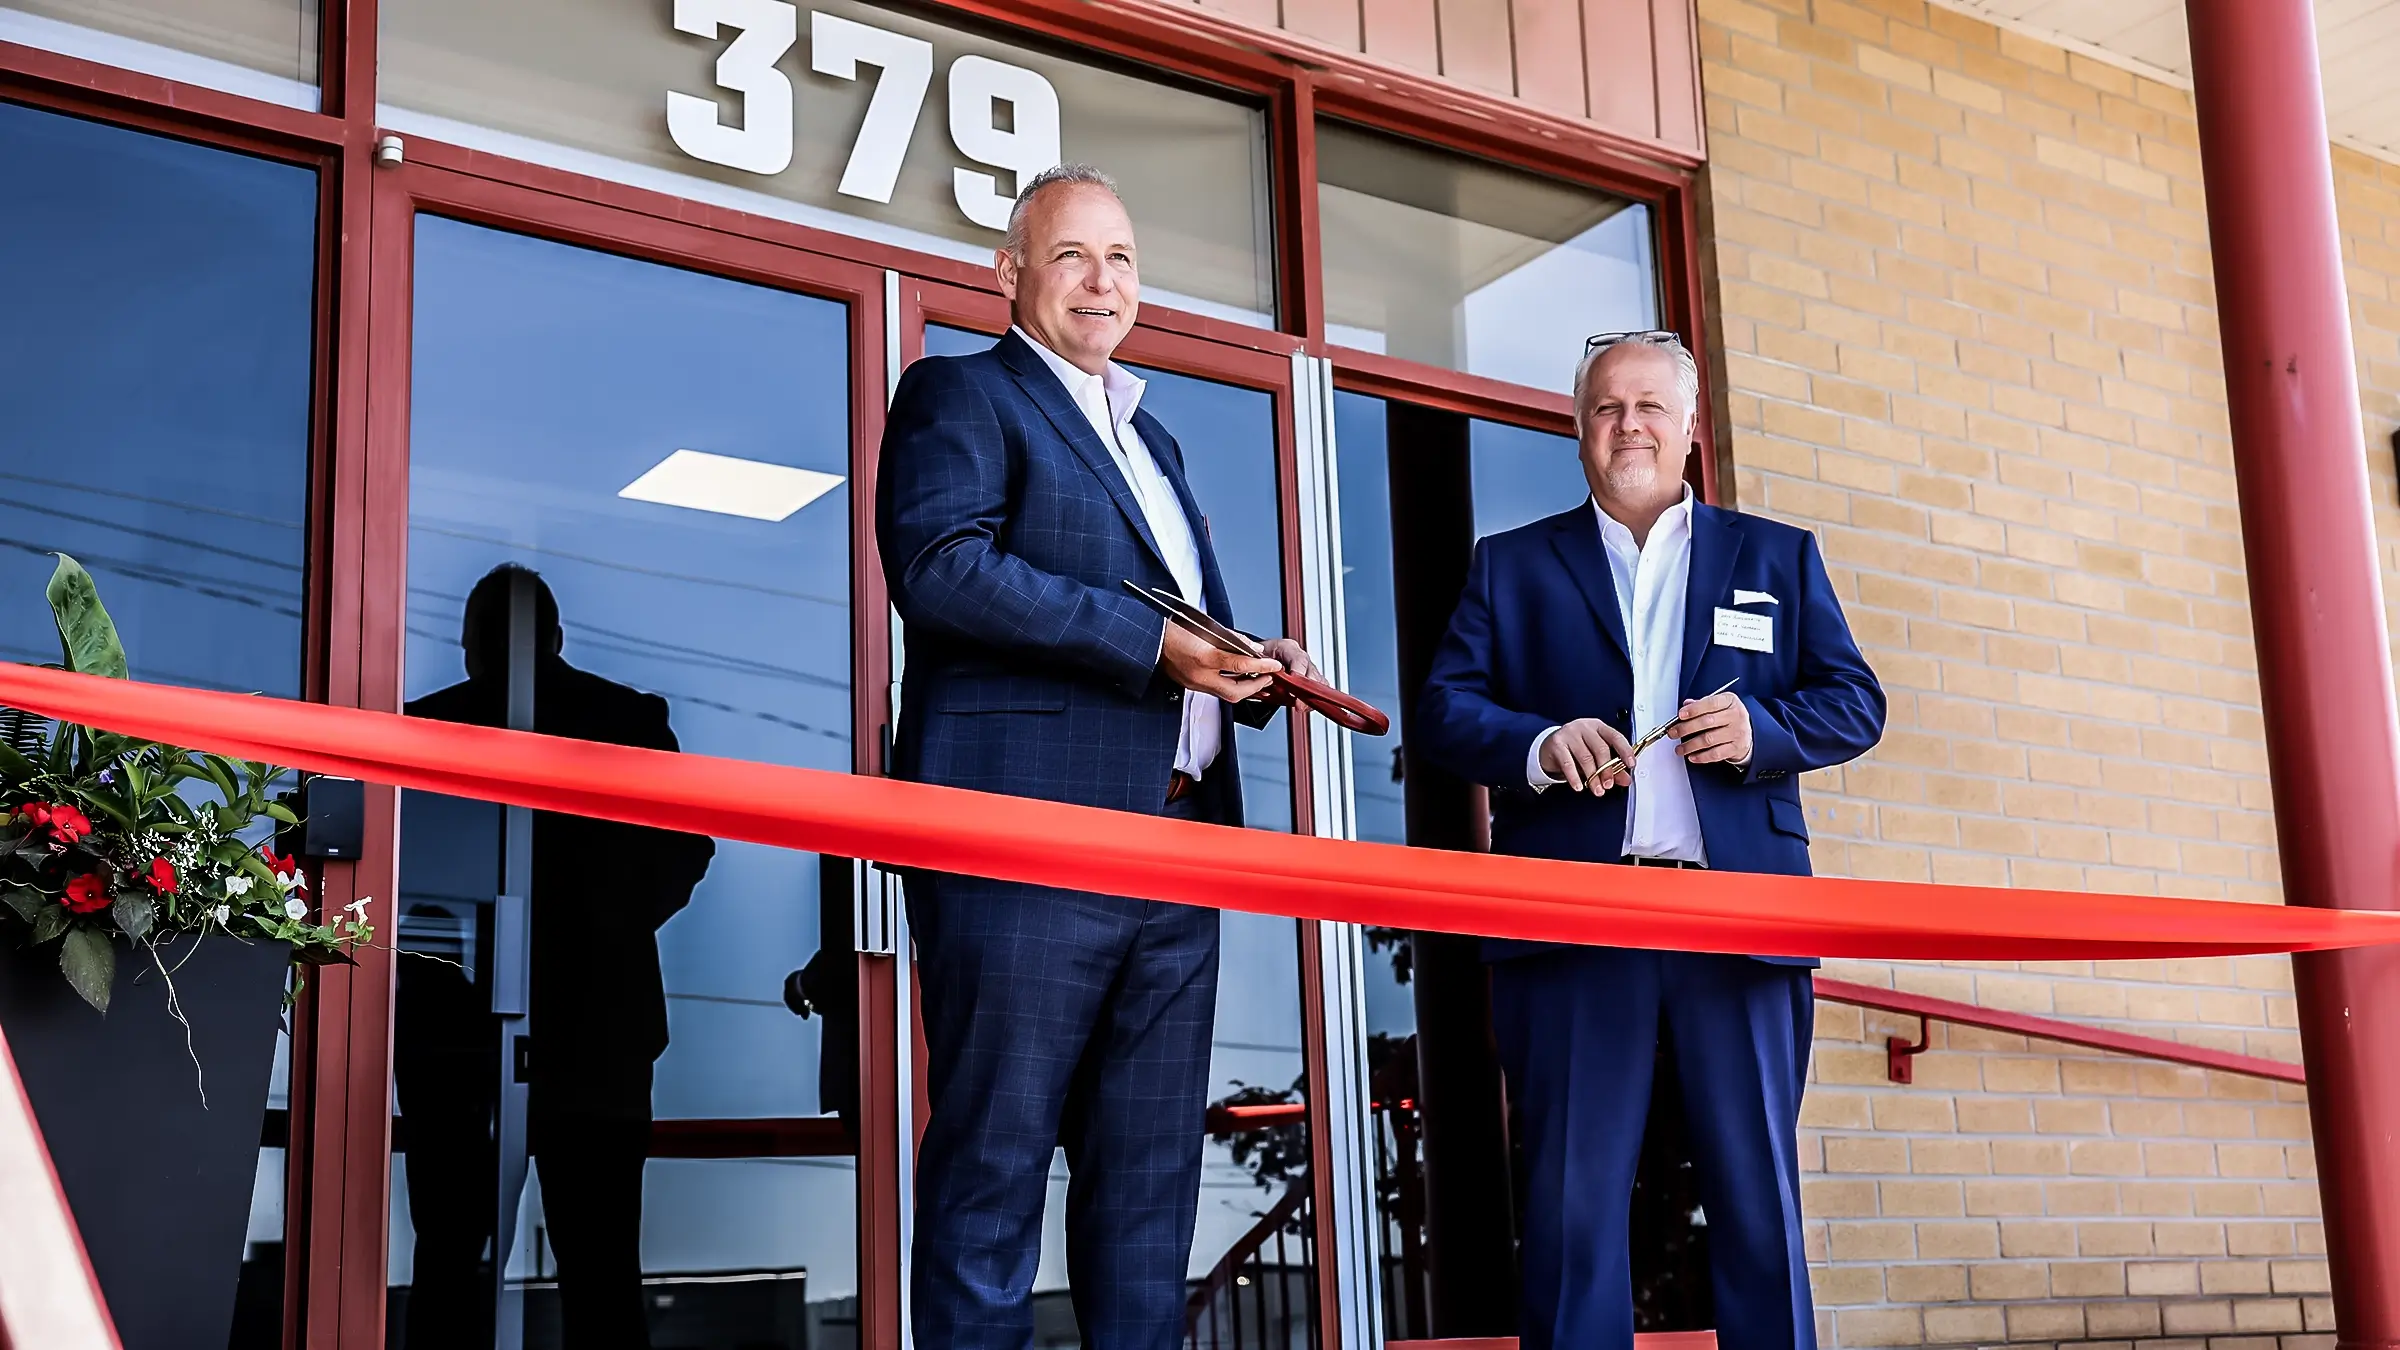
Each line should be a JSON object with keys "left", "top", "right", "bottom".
{"left": 207, "top": 904, "right": 232, "bottom": 925}
{"left": 284, "top": 896, "right": 308, "bottom": 920}
{"left": 276, "top": 869, "right": 302, "bottom": 890}
{"left": 223, "top": 874, "right": 253, "bottom": 898}
{"left": 343, "top": 895, "right": 373, "bottom": 922}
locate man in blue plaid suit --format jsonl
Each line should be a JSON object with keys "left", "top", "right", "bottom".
{"left": 876, "top": 163, "right": 1319, "bottom": 1350}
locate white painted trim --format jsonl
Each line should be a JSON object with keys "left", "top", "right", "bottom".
{"left": 1923, "top": 0, "right": 2400, "bottom": 171}
{"left": 1290, "top": 351, "right": 1383, "bottom": 1350}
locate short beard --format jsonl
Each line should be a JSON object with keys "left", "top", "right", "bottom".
{"left": 1600, "top": 459, "right": 1659, "bottom": 498}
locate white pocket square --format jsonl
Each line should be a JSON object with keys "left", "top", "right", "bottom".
{"left": 1733, "top": 589, "right": 1779, "bottom": 606}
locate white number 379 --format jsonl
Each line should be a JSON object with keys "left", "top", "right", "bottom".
{"left": 667, "top": 0, "right": 1063, "bottom": 232}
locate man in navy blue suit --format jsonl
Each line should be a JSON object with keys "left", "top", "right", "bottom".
{"left": 876, "top": 163, "right": 1316, "bottom": 1350}
{"left": 1416, "top": 332, "right": 1885, "bottom": 1350}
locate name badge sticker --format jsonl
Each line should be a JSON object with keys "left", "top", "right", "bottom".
{"left": 1713, "top": 606, "right": 1774, "bottom": 654}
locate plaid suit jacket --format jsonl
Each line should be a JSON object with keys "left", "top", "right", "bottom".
{"left": 877, "top": 329, "right": 1272, "bottom": 825}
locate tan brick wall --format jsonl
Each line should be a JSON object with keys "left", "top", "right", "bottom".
{"left": 1697, "top": 0, "right": 2400, "bottom": 1342}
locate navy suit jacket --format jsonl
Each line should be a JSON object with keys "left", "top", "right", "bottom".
{"left": 1415, "top": 501, "right": 1886, "bottom": 964}
{"left": 877, "top": 330, "right": 1273, "bottom": 827}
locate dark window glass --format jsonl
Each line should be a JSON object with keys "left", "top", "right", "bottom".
{"left": 392, "top": 216, "right": 858, "bottom": 1350}
{"left": 0, "top": 100, "right": 317, "bottom": 1350}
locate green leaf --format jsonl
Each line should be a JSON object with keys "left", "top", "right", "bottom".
{"left": 0, "top": 886, "right": 40, "bottom": 924}
{"left": 58, "top": 926, "right": 113, "bottom": 1013}
{"left": 30, "top": 904, "right": 69, "bottom": 944}
{"left": 78, "top": 793, "right": 135, "bottom": 830}
{"left": 0, "top": 740, "right": 37, "bottom": 784}
{"left": 111, "top": 893, "right": 156, "bottom": 941}
{"left": 264, "top": 802, "right": 299, "bottom": 826}
{"left": 45, "top": 556, "right": 128, "bottom": 681}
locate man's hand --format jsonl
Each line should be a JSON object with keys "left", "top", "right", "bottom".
{"left": 1674, "top": 690, "right": 1752, "bottom": 766}
{"left": 1540, "top": 718, "right": 1637, "bottom": 794}
{"left": 1160, "top": 623, "right": 1283, "bottom": 701}
{"left": 1258, "top": 637, "right": 1319, "bottom": 683}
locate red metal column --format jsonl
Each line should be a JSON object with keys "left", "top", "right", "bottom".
{"left": 2185, "top": 3, "right": 2400, "bottom": 1340}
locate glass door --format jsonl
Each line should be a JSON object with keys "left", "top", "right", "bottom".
{"left": 894, "top": 279, "right": 1329, "bottom": 1350}
{"left": 367, "top": 165, "right": 897, "bottom": 1350}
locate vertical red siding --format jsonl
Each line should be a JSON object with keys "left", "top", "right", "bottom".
{"left": 1582, "top": 0, "right": 1657, "bottom": 138}
{"left": 1198, "top": 0, "right": 1283, "bottom": 33}
{"left": 1360, "top": 0, "right": 1443, "bottom": 74}
{"left": 1510, "top": 0, "right": 1589, "bottom": 117}
{"left": 1435, "top": 0, "right": 1517, "bottom": 95}
{"left": 1648, "top": 0, "right": 1700, "bottom": 151}
{"left": 1282, "top": 0, "right": 1364, "bottom": 49}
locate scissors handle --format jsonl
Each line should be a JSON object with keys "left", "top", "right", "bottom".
{"left": 1271, "top": 669, "right": 1391, "bottom": 736}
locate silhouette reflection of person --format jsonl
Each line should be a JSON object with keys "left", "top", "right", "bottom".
{"left": 396, "top": 564, "right": 714, "bottom": 1350}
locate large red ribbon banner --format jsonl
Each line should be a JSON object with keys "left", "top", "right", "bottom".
{"left": 3, "top": 663, "right": 2396, "bottom": 962}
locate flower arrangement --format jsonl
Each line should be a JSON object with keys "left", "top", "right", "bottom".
{"left": 0, "top": 555, "right": 371, "bottom": 1013}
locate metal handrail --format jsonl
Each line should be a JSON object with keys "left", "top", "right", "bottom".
{"left": 1184, "top": 1179, "right": 1316, "bottom": 1350}
{"left": 1812, "top": 976, "right": 2307, "bottom": 1085}
{"left": 0, "top": 1022, "right": 118, "bottom": 1350}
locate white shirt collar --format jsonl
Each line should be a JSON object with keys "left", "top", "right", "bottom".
{"left": 1013, "top": 325, "right": 1145, "bottom": 425}
{"left": 1593, "top": 485, "right": 1695, "bottom": 553}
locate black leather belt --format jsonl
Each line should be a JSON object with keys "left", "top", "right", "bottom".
{"left": 1624, "top": 856, "right": 1704, "bottom": 869}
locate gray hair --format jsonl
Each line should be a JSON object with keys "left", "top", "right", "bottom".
{"left": 1001, "top": 162, "right": 1121, "bottom": 260}
{"left": 1573, "top": 334, "right": 1700, "bottom": 434}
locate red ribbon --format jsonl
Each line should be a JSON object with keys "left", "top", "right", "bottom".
{"left": 2, "top": 662, "right": 2395, "bottom": 961}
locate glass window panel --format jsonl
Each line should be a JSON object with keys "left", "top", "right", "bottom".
{"left": 0, "top": 101, "right": 317, "bottom": 1350}
{"left": 393, "top": 216, "right": 858, "bottom": 1350}
{"left": 1328, "top": 395, "right": 1584, "bottom": 1340}
{"left": 909, "top": 326, "right": 1315, "bottom": 1346}
{"left": 1317, "top": 119, "right": 1660, "bottom": 396}
{"left": 0, "top": 0, "right": 318, "bottom": 107}
{"left": 381, "top": 0, "right": 1274, "bottom": 325}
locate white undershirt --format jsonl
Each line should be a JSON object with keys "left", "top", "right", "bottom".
{"left": 1527, "top": 490, "right": 1706, "bottom": 864}
{"left": 1015, "top": 327, "right": 1221, "bottom": 777}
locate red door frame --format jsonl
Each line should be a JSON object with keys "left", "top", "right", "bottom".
{"left": 342, "top": 153, "right": 906, "bottom": 1350}
{"left": 0, "top": 0, "right": 1713, "bottom": 1342}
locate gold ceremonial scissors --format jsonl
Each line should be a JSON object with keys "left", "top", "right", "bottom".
{"left": 1591, "top": 677, "right": 1741, "bottom": 782}
{"left": 1120, "top": 581, "right": 1391, "bottom": 736}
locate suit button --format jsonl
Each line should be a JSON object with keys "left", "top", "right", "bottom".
{"left": 1616, "top": 708, "right": 1630, "bottom": 723}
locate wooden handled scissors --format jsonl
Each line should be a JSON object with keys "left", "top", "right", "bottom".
{"left": 1591, "top": 677, "right": 1741, "bottom": 782}
{"left": 1122, "top": 581, "right": 1391, "bottom": 737}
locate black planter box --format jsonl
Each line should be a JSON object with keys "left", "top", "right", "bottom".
{"left": 0, "top": 930, "right": 291, "bottom": 1350}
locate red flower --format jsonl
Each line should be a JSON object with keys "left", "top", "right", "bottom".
{"left": 139, "top": 857, "right": 176, "bottom": 893}
{"left": 62, "top": 872, "right": 109, "bottom": 914}
{"left": 260, "top": 845, "right": 308, "bottom": 897}
{"left": 15, "top": 801, "right": 92, "bottom": 845}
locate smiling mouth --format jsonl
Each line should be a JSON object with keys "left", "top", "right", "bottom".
{"left": 1069, "top": 306, "right": 1117, "bottom": 318}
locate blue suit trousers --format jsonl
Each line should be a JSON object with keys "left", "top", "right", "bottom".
{"left": 1491, "top": 947, "right": 1817, "bottom": 1350}
{"left": 908, "top": 793, "right": 1221, "bottom": 1350}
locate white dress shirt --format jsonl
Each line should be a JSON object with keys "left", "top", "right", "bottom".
{"left": 1013, "top": 328, "right": 1222, "bottom": 778}
{"left": 1527, "top": 490, "right": 1706, "bottom": 864}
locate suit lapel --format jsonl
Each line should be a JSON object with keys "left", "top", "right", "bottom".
{"left": 1681, "top": 503, "right": 1741, "bottom": 695}
{"left": 996, "top": 331, "right": 1171, "bottom": 572}
{"left": 1545, "top": 505, "right": 1631, "bottom": 666}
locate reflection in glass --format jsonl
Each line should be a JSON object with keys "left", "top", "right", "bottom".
{"left": 394, "top": 217, "right": 857, "bottom": 1350}
{"left": 1317, "top": 119, "right": 1659, "bottom": 395}
{"left": 0, "top": 100, "right": 317, "bottom": 1350}
{"left": 1, "top": 0, "right": 318, "bottom": 106}
{"left": 381, "top": 0, "right": 1274, "bottom": 324}
{"left": 913, "top": 326, "right": 1316, "bottom": 1347}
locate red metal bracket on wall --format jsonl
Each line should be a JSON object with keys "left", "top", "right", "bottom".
{"left": 1885, "top": 1026, "right": 1930, "bottom": 1084}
